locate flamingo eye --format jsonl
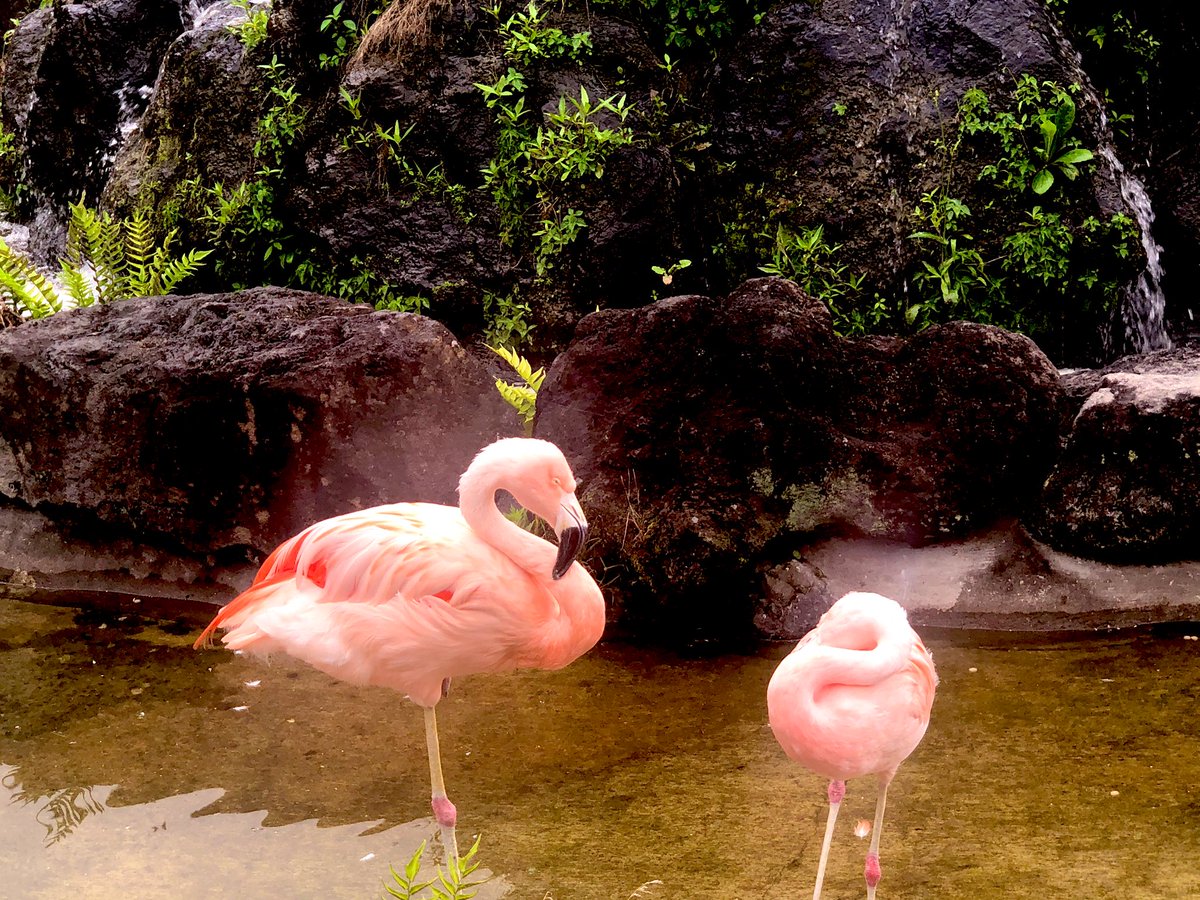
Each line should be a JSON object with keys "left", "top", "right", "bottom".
{"left": 552, "top": 476, "right": 562, "bottom": 488}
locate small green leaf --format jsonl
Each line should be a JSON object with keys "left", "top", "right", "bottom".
{"left": 1055, "top": 148, "right": 1093, "bottom": 165}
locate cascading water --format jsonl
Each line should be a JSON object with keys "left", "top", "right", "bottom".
{"left": 1045, "top": 18, "right": 1172, "bottom": 356}
{"left": 1098, "top": 141, "right": 1171, "bottom": 353}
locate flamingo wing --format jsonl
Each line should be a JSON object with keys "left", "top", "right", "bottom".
{"left": 193, "top": 502, "right": 525, "bottom": 648}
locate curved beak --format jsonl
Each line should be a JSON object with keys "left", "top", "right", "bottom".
{"left": 552, "top": 493, "right": 588, "bottom": 580}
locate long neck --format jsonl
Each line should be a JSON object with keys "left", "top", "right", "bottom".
{"left": 459, "top": 458, "right": 605, "bottom": 668}
{"left": 775, "top": 624, "right": 913, "bottom": 731}
{"left": 459, "top": 466, "right": 557, "bottom": 579}
{"left": 810, "top": 626, "right": 912, "bottom": 687}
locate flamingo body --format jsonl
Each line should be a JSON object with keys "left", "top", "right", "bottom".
{"left": 767, "top": 592, "right": 936, "bottom": 780}
{"left": 194, "top": 437, "right": 605, "bottom": 857}
{"left": 767, "top": 591, "right": 936, "bottom": 899}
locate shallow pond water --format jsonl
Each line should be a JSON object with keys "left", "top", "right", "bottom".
{"left": 1, "top": 597, "right": 1198, "bottom": 899}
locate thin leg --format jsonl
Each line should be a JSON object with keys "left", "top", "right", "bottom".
{"left": 423, "top": 705, "right": 459, "bottom": 863}
{"left": 813, "top": 779, "right": 845, "bottom": 900}
{"left": 864, "top": 774, "right": 892, "bottom": 900}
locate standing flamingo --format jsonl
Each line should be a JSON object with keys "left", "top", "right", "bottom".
{"left": 766, "top": 592, "right": 937, "bottom": 900}
{"left": 194, "top": 437, "right": 606, "bottom": 862}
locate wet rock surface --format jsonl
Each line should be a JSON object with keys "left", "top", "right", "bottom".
{"left": 1, "top": 0, "right": 183, "bottom": 262}
{"left": 0, "top": 287, "right": 517, "bottom": 562}
{"left": 536, "top": 277, "right": 1065, "bottom": 640}
{"left": 1031, "top": 346, "right": 1200, "bottom": 560}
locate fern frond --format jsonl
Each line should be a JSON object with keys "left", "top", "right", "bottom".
{"left": 0, "top": 239, "right": 61, "bottom": 318}
{"left": 65, "top": 202, "right": 92, "bottom": 269}
{"left": 154, "top": 248, "right": 212, "bottom": 294}
{"left": 58, "top": 261, "right": 98, "bottom": 308}
{"left": 490, "top": 344, "right": 544, "bottom": 433}
{"left": 495, "top": 379, "right": 538, "bottom": 428}
{"left": 67, "top": 203, "right": 124, "bottom": 303}
{"left": 490, "top": 344, "right": 545, "bottom": 390}
{"left": 123, "top": 209, "right": 156, "bottom": 297}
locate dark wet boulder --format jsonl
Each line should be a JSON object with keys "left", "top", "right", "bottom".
{"left": 282, "top": 6, "right": 673, "bottom": 347}
{"left": 535, "top": 276, "right": 1065, "bottom": 641}
{"left": 704, "top": 0, "right": 1138, "bottom": 361}
{"left": 1031, "top": 347, "right": 1200, "bottom": 560}
{"left": 0, "top": 0, "right": 184, "bottom": 261}
{"left": 0, "top": 288, "right": 518, "bottom": 561}
{"left": 103, "top": 2, "right": 264, "bottom": 225}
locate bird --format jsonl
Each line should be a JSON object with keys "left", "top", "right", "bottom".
{"left": 193, "top": 437, "right": 606, "bottom": 862}
{"left": 766, "top": 592, "right": 937, "bottom": 900}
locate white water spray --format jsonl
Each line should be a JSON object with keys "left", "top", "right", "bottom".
{"left": 1045, "top": 18, "right": 1172, "bottom": 355}
{"left": 1098, "top": 141, "right": 1171, "bottom": 353}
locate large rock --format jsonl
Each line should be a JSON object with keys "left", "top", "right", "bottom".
{"left": 1031, "top": 347, "right": 1200, "bottom": 560}
{"left": 535, "top": 277, "right": 1064, "bottom": 641}
{"left": 704, "top": 0, "right": 1141, "bottom": 361}
{"left": 0, "top": 288, "right": 519, "bottom": 562}
{"left": 0, "top": 0, "right": 184, "bottom": 262}
{"left": 103, "top": 2, "right": 263, "bottom": 227}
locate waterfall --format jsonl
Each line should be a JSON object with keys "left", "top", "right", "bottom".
{"left": 1045, "top": 16, "right": 1171, "bottom": 356}
{"left": 1097, "top": 142, "right": 1171, "bottom": 354}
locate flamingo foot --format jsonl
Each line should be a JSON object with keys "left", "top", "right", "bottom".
{"left": 828, "top": 779, "right": 846, "bottom": 804}
{"left": 431, "top": 795, "right": 457, "bottom": 828}
{"left": 431, "top": 794, "right": 459, "bottom": 864}
{"left": 865, "top": 852, "right": 881, "bottom": 899}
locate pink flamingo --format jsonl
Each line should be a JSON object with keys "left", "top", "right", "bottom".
{"left": 194, "top": 437, "right": 606, "bottom": 861}
{"left": 767, "top": 592, "right": 937, "bottom": 900}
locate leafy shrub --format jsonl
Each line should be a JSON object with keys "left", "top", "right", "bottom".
{"left": 490, "top": 344, "right": 544, "bottom": 435}
{"left": 476, "top": 4, "right": 633, "bottom": 275}
{"left": 383, "top": 836, "right": 485, "bottom": 900}
{"left": 228, "top": 0, "right": 270, "bottom": 50}
{"left": 0, "top": 202, "right": 210, "bottom": 321}
{"left": 958, "top": 76, "right": 1095, "bottom": 196}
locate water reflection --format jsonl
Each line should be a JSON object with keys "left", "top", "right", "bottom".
{"left": 2, "top": 767, "right": 106, "bottom": 846}
{"left": 0, "top": 763, "right": 509, "bottom": 899}
{"left": 2, "top": 598, "right": 1199, "bottom": 899}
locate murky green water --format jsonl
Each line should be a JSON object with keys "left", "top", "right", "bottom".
{"left": 2, "top": 598, "right": 1198, "bottom": 899}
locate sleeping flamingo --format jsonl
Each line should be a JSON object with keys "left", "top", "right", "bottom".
{"left": 767, "top": 592, "right": 937, "bottom": 900}
{"left": 194, "top": 437, "right": 606, "bottom": 862}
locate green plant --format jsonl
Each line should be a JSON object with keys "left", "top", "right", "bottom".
{"left": 319, "top": 1, "right": 358, "bottom": 68}
{"left": 482, "top": 288, "right": 534, "bottom": 348}
{"left": 383, "top": 836, "right": 485, "bottom": 900}
{"left": 476, "top": 8, "right": 632, "bottom": 275}
{"left": 526, "top": 88, "right": 632, "bottom": 183}
{"left": 610, "top": 0, "right": 769, "bottom": 51}
{"left": 1000, "top": 205, "right": 1072, "bottom": 286}
{"left": 490, "top": 344, "right": 544, "bottom": 434}
{"left": 339, "top": 86, "right": 364, "bottom": 120}
{"left": 491, "top": 1, "right": 592, "bottom": 65}
{"left": 651, "top": 257, "right": 691, "bottom": 285}
{"left": 532, "top": 206, "right": 587, "bottom": 275}
{"left": 228, "top": 0, "right": 270, "bottom": 50}
{"left": 0, "top": 202, "right": 211, "bottom": 321}
{"left": 1043, "top": 3, "right": 1160, "bottom": 134}
{"left": 0, "top": 121, "right": 14, "bottom": 162}
{"left": 759, "top": 222, "right": 872, "bottom": 333}
{"left": 908, "top": 189, "right": 995, "bottom": 326}
{"left": 959, "top": 76, "right": 1094, "bottom": 196}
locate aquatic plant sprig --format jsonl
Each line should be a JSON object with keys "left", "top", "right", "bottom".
{"left": 383, "top": 834, "right": 486, "bottom": 899}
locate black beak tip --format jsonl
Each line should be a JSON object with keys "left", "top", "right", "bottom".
{"left": 552, "top": 524, "right": 586, "bottom": 579}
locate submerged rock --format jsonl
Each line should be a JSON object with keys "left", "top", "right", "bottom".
{"left": 1032, "top": 347, "right": 1200, "bottom": 560}
{"left": 0, "top": 288, "right": 517, "bottom": 566}
{"left": 536, "top": 276, "right": 1064, "bottom": 641}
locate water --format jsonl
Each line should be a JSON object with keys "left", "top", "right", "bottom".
{"left": 1044, "top": 17, "right": 1172, "bottom": 356}
{"left": 2, "top": 598, "right": 1199, "bottom": 899}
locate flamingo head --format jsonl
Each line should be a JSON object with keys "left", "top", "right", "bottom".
{"left": 815, "top": 591, "right": 910, "bottom": 650}
{"left": 476, "top": 438, "right": 589, "bottom": 579}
